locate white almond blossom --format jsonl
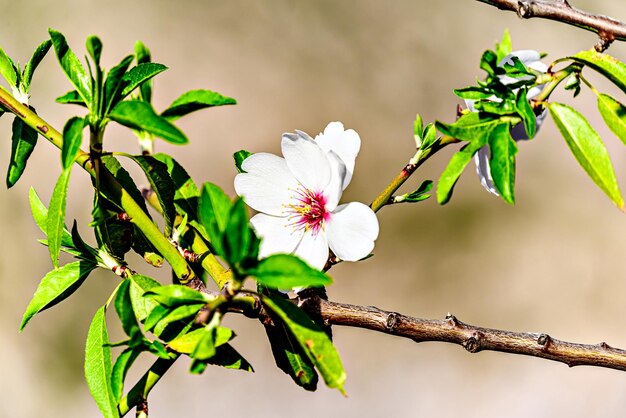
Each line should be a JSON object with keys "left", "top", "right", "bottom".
{"left": 469, "top": 50, "right": 548, "bottom": 196}
{"left": 234, "top": 122, "right": 379, "bottom": 270}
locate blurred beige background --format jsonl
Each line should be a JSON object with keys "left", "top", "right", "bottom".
{"left": 2, "top": 0, "right": 626, "bottom": 417}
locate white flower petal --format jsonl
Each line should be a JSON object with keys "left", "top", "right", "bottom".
{"left": 474, "top": 146, "right": 499, "bottom": 196}
{"left": 323, "top": 151, "right": 347, "bottom": 211}
{"left": 293, "top": 231, "right": 329, "bottom": 269}
{"left": 327, "top": 202, "right": 379, "bottom": 262}
{"left": 234, "top": 153, "right": 299, "bottom": 216}
{"left": 314, "top": 122, "right": 361, "bottom": 189}
{"left": 281, "top": 131, "right": 331, "bottom": 192}
{"left": 250, "top": 213, "right": 303, "bottom": 258}
{"left": 499, "top": 50, "right": 541, "bottom": 67}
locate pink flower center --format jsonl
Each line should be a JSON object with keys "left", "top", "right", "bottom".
{"left": 287, "top": 186, "right": 330, "bottom": 236}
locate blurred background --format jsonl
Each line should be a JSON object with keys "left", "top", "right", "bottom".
{"left": 1, "top": 0, "right": 626, "bottom": 417}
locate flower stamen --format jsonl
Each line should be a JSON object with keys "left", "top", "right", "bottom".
{"left": 286, "top": 186, "right": 329, "bottom": 235}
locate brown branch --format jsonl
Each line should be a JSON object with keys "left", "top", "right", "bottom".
{"left": 476, "top": 0, "right": 626, "bottom": 51}
{"left": 295, "top": 294, "right": 626, "bottom": 372}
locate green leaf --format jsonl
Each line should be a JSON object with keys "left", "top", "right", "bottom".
{"left": 101, "top": 55, "right": 134, "bottom": 115}
{"left": 549, "top": 102, "right": 624, "bottom": 208}
{"left": 233, "top": 150, "right": 252, "bottom": 173}
{"left": 23, "top": 39, "right": 52, "bottom": 89}
{"left": 398, "top": 179, "right": 433, "bottom": 203}
{"left": 0, "top": 47, "right": 17, "bottom": 86}
{"left": 129, "top": 275, "right": 161, "bottom": 322}
{"left": 597, "top": 93, "right": 626, "bottom": 147}
{"left": 144, "top": 285, "right": 212, "bottom": 307}
{"left": 144, "top": 305, "right": 170, "bottom": 331}
{"left": 28, "top": 187, "right": 74, "bottom": 247}
{"left": 85, "top": 306, "right": 118, "bottom": 418}
{"left": 454, "top": 86, "right": 493, "bottom": 100}
{"left": 479, "top": 49, "right": 498, "bottom": 77}
{"left": 262, "top": 295, "right": 318, "bottom": 390}
{"left": 436, "top": 112, "right": 500, "bottom": 143}
{"left": 120, "top": 63, "right": 167, "bottom": 98}
{"left": 134, "top": 41, "right": 152, "bottom": 102}
{"left": 206, "top": 344, "right": 254, "bottom": 372}
{"left": 20, "top": 260, "right": 96, "bottom": 331}
{"left": 495, "top": 29, "right": 512, "bottom": 62}
{"left": 169, "top": 326, "right": 233, "bottom": 354}
{"left": 70, "top": 221, "right": 99, "bottom": 262}
{"left": 515, "top": 88, "right": 536, "bottom": 138}
{"left": 437, "top": 139, "right": 489, "bottom": 205}
{"left": 56, "top": 90, "right": 87, "bottom": 107}
{"left": 7, "top": 117, "right": 38, "bottom": 188}
{"left": 421, "top": 124, "right": 438, "bottom": 151}
{"left": 111, "top": 347, "right": 141, "bottom": 402}
{"left": 47, "top": 169, "right": 71, "bottom": 268}
{"left": 152, "top": 303, "right": 205, "bottom": 338}
{"left": 61, "top": 116, "right": 84, "bottom": 170}
{"left": 191, "top": 328, "right": 217, "bottom": 360}
{"left": 115, "top": 279, "right": 140, "bottom": 337}
{"left": 570, "top": 49, "right": 626, "bottom": 95}
{"left": 126, "top": 155, "right": 176, "bottom": 235}
{"left": 222, "top": 198, "right": 252, "bottom": 266}
{"left": 199, "top": 182, "right": 233, "bottom": 252}
{"left": 252, "top": 254, "right": 332, "bottom": 289}
{"left": 100, "top": 155, "right": 150, "bottom": 214}
{"left": 161, "top": 89, "right": 237, "bottom": 120}
{"left": 109, "top": 100, "right": 188, "bottom": 144}
{"left": 487, "top": 123, "right": 517, "bottom": 204}
{"left": 262, "top": 295, "right": 346, "bottom": 392}
{"left": 48, "top": 29, "right": 92, "bottom": 105}
{"left": 86, "top": 35, "right": 103, "bottom": 66}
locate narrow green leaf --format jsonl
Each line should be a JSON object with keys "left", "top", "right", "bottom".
{"left": 86, "top": 35, "right": 103, "bottom": 66}
{"left": 262, "top": 295, "right": 346, "bottom": 392}
{"left": 134, "top": 41, "right": 152, "bottom": 102}
{"left": 144, "top": 284, "right": 212, "bottom": 307}
{"left": 169, "top": 326, "right": 233, "bottom": 354}
{"left": 48, "top": 29, "right": 92, "bottom": 105}
{"left": 56, "top": 90, "right": 87, "bottom": 107}
{"left": 222, "top": 198, "right": 252, "bottom": 265}
{"left": 70, "top": 221, "right": 99, "bottom": 262}
{"left": 252, "top": 254, "right": 332, "bottom": 289}
{"left": 28, "top": 187, "right": 74, "bottom": 247}
{"left": 453, "top": 86, "right": 493, "bottom": 100}
{"left": 114, "top": 279, "right": 140, "bottom": 337}
{"left": 515, "top": 87, "right": 536, "bottom": 138}
{"left": 436, "top": 112, "right": 500, "bottom": 143}
{"left": 124, "top": 155, "right": 176, "bottom": 235}
{"left": 570, "top": 49, "right": 626, "bottom": 95}
{"left": 207, "top": 344, "right": 254, "bottom": 372}
{"left": 233, "top": 150, "right": 252, "bottom": 173}
{"left": 85, "top": 306, "right": 118, "bottom": 418}
{"left": 7, "top": 117, "right": 38, "bottom": 188}
{"left": 437, "top": 139, "right": 489, "bottom": 205}
{"left": 199, "top": 182, "right": 233, "bottom": 252}
{"left": 61, "top": 116, "right": 84, "bottom": 170}
{"left": 495, "top": 29, "right": 512, "bottom": 62}
{"left": 20, "top": 260, "right": 96, "bottom": 331}
{"left": 152, "top": 303, "right": 205, "bottom": 338}
{"left": 0, "top": 47, "right": 17, "bottom": 86}
{"left": 100, "top": 155, "right": 150, "bottom": 215}
{"left": 111, "top": 347, "right": 141, "bottom": 402}
{"left": 487, "top": 123, "right": 517, "bottom": 204}
{"left": 101, "top": 55, "right": 133, "bottom": 115}
{"left": 597, "top": 93, "right": 626, "bottom": 147}
{"left": 161, "top": 89, "right": 236, "bottom": 120}
{"left": 400, "top": 179, "right": 434, "bottom": 203}
{"left": 549, "top": 102, "right": 624, "bottom": 208}
{"left": 120, "top": 63, "right": 167, "bottom": 97}
{"left": 109, "top": 100, "right": 188, "bottom": 144}
{"left": 47, "top": 169, "right": 71, "bottom": 268}
{"left": 129, "top": 275, "right": 161, "bottom": 322}
{"left": 23, "top": 39, "right": 52, "bottom": 88}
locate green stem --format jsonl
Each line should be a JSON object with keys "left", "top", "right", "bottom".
{"left": 117, "top": 357, "right": 177, "bottom": 417}
{"left": 0, "top": 86, "right": 198, "bottom": 284}
{"left": 533, "top": 63, "right": 581, "bottom": 104}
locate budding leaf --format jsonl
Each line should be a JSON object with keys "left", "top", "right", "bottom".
{"left": 120, "top": 62, "right": 167, "bottom": 98}
{"left": 102, "top": 55, "right": 134, "bottom": 114}
{"left": 161, "top": 89, "right": 237, "bottom": 121}
{"left": 7, "top": 117, "right": 38, "bottom": 188}
{"left": 49, "top": 29, "right": 92, "bottom": 105}
{"left": 262, "top": 295, "right": 346, "bottom": 393}
{"left": 109, "top": 100, "right": 188, "bottom": 144}
{"left": 570, "top": 49, "right": 626, "bottom": 95}
{"left": 252, "top": 254, "right": 332, "bottom": 289}
{"left": 495, "top": 29, "right": 512, "bottom": 62}
{"left": 85, "top": 306, "right": 118, "bottom": 418}
{"left": 597, "top": 93, "right": 626, "bottom": 147}
{"left": 549, "top": 102, "right": 623, "bottom": 208}
{"left": 233, "top": 150, "right": 252, "bottom": 173}
{"left": 86, "top": 35, "right": 103, "bottom": 66}
{"left": 20, "top": 260, "right": 96, "bottom": 331}
{"left": 400, "top": 180, "right": 433, "bottom": 203}
{"left": 0, "top": 47, "right": 17, "bottom": 86}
